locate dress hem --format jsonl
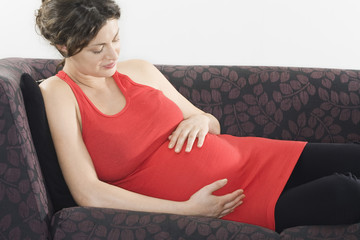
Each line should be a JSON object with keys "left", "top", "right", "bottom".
{"left": 267, "top": 141, "right": 308, "bottom": 231}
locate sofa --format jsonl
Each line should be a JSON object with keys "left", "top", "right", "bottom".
{"left": 0, "top": 57, "right": 359, "bottom": 240}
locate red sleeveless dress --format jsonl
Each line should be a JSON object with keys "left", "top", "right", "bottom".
{"left": 57, "top": 70, "right": 307, "bottom": 230}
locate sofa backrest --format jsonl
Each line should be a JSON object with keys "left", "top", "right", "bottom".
{"left": 159, "top": 65, "right": 360, "bottom": 143}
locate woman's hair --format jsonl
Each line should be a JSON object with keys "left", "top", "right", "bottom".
{"left": 36, "top": 0, "right": 120, "bottom": 58}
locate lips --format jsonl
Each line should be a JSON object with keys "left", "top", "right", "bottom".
{"left": 103, "top": 62, "right": 116, "bottom": 69}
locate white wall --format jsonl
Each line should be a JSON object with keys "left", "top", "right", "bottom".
{"left": 1, "top": 0, "right": 360, "bottom": 69}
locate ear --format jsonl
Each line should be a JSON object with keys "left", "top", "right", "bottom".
{"left": 56, "top": 44, "right": 68, "bottom": 56}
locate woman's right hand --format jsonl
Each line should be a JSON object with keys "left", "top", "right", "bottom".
{"left": 185, "top": 179, "right": 245, "bottom": 219}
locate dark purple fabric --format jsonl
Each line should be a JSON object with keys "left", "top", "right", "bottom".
{"left": 158, "top": 65, "right": 360, "bottom": 143}
{"left": 0, "top": 58, "right": 359, "bottom": 239}
{"left": 51, "top": 207, "right": 279, "bottom": 240}
{"left": 281, "top": 224, "right": 360, "bottom": 240}
{"left": 0, "top": 58, "right": 56, "bottom": 239}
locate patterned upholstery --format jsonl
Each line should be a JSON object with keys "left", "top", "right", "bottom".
{"left": 158, "top": 65, "right": 360, "bottom": 142}
{"left": 50, "top": 207, "right": 278, "bottom": 239}
{"left": 0, "top": 58, "right": 359, "bottom": 240}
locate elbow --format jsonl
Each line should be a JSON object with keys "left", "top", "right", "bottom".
{"left": 73, "top": 192, "right": 97, "bottom": 207}
{"left": 70, "top": 186, "right": 103, "bottom": 208}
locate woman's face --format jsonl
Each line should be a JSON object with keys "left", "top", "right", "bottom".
{"left": 67, "top": 19, "right": 121, "bottom": 78}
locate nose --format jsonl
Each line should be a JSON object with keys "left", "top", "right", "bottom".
{"left": 106, "top": 42, "right": 120, "bottom": 60}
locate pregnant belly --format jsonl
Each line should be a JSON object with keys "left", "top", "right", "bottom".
{"left": 114, "top": 134, "right": 247, "bottom": 201}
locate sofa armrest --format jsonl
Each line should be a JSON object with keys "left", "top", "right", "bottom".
{"left": 51, "top": 207, "right": 279, "bottom": 239}
{"left": 0, "top": 58, "right": 60, "bottom": 239}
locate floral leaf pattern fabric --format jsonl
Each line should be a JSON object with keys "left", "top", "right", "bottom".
{"left": 159, "top": 66, "right": 360, "bottom": 143}
{"left": 51, "top": 207, "right": 279, "bottom": 240}
{"left": 0, "top": 58, "right": 359, "bottom": 239}
{"left": 0, "top": 58, "right": 58, "bottom": 239}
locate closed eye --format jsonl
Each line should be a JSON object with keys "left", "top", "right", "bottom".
{"left": 92, "top": 46, "right": 105, "bottom": 54}
{"left": 113, "top": 31, "right": 120, "bottom": 42}
{"left": 90, "top": 29, "right": 119, "bottom": 54}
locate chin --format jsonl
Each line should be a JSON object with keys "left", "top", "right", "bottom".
{"left": 108, "top": 67, "right": 117, "bottom": 76}
{"left": 97, "top": 66, "right": 117, "bottom": 77}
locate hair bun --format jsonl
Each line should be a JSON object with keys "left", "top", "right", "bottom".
{"left": 36, "top": 0, "right": 120, "bottom": 58}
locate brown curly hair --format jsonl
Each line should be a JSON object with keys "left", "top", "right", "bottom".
{"left": 36, "top": 0, "right": 120, "bottom": 58}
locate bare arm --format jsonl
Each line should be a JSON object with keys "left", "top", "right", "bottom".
{"left": 40, "top": 77, "right": 243, "bottom": 218}
{"left": 117, "top": 60, "right": 221, "bottom": 153}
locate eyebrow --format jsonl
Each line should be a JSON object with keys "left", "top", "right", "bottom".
{"left": 88, "top": 29, "right": 119, "bottom": 47}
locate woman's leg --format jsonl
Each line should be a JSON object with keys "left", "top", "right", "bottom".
{"left": 275, "top": 142, "right": 360, "bottom": 232}
{"left": 275, "top": 173, "right": 360, "bottom": 233}
{"left": 284, "top": 142, "right": 360, "bottom": 191}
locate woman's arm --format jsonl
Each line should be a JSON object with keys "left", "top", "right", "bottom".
{"left": 40, "top": 77, "right": 244, "bottom": 218}
{"left": 117, "top": 60, "right": 221, "bottom": 153}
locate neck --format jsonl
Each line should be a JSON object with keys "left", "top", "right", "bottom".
{"left": 63, "top": 62, "right": 107, "bottom": 89}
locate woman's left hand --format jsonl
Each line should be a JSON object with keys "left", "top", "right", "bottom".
{"left": 168, "top": 114, "right": 210, "bottom": 153}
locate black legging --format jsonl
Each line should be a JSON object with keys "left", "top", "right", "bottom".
{"left": 275, "top": 142, "right": 360, "bottom": 233}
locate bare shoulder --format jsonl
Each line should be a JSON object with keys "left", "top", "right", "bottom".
{"left": 116, "top": 59, "right": 154, "bottom": 73}
{"left": 39, "top": 75, "right": 78, "bottom": 110}
{"left": 40, "top": 76, "right": 73, "bottom": 99}
{"left": 40, "top": 75, "right": 66, "bottom": 90}
{"left": 116, "top": 59, "right": 164, "bottom": 89}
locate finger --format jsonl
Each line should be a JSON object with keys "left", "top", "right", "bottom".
{"left": 221, "top": 189, "right": 244, "bottom": 202}
{"left": 219, "top": 195, "right": 244, "bottom": 218}
{"left": 223, "top": 192, "right": 245, "bottom": 209}
{"left": 219, "top": 205, "right": 238, "bottom": 218}
{"left": 196, "top": 130, "right": 207, "bottom": 148}
{"left": 204, "top": 179, "right": 228, "bottom": 194}
{"left": 168, "top": 133, "right": 176, "bottom": 149}
{"left": 185, "top": 129, "right": 199, "bottom": 152}
{"left": 168, "top": 128, "right": 182, "bottom": 149}
{"left": 168, "top": 120, "right": 187, "bottom": 149}
{"left": 218, "top": 208, "right": 235, "bottom": 218}
{"left": 218, "top": 200, "right": 243, "bottom": 218}
{"left": 173, "top": 130, "right": 191, "bottom": 153}
{"left": 218, "top": 190, "right": 244, "bottom": 209}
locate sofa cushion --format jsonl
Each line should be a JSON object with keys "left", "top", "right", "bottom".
{"left": 20, "top": 73, "right": 77, "bottom": 212}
